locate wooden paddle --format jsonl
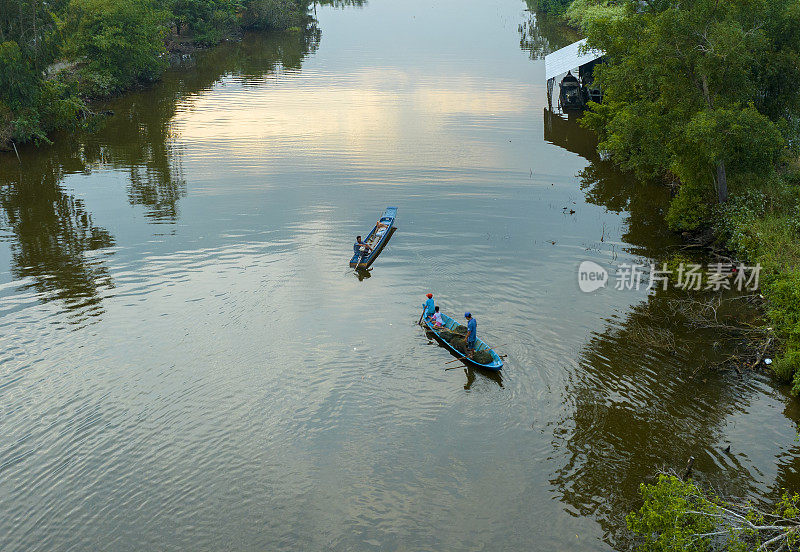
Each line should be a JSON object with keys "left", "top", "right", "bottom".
{"left": 417, "top": 306, "right": 426, "bottom": 326}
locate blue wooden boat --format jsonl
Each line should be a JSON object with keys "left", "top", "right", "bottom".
{"left": 423, "top": 313, "right": 503, "bottom": 371}
{"left": 349, "top": 207, "right": 397, "bottom": 268}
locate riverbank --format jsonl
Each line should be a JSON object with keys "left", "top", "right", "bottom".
{"left": 561, "top": 0, "right": 800, "bottom": 389}
{"left": 0, "top": 0, "right": 312, "bottom": 151}
{"left": 716, "top": 161, "right": 800, "bottom": 388}
{"left": 547, "top": 0, "right": 800, "bottom": 544}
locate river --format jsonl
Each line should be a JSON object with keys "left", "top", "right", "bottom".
{"left": 2, "top": 0, "right": 799, "bottom": 550}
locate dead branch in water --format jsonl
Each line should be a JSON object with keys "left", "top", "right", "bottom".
{"left": 625, "top": 322, "right": 686, "bottom": 354}
{"left": 667, "top": 295, "right": 767, "bottom": 334}
{"left": 662, "top": 294, "right": 773, "bottom": 373}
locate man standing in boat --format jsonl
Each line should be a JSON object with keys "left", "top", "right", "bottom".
{"left": 422, "top": 293, "right": 435, "bottom": 321}
{"left": 464, "top": 312, "right": 477, "bottom": 359}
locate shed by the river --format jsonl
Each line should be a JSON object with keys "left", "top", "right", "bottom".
{"left": 544, "top": 39, "right": 604, "bottom": 109}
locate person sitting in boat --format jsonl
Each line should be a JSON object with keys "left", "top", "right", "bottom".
{"left": 430, "top": 306, "right": 444, "bottom": 328}
{"left": 464, "top": 312, "right": 477, "bottom": 359}
{"left": 374, "top": 220, "right": 389, "bottom": 238}
{"left": 354, "top": 235, "right": 372, "bottom": 255}
{"left": 422, "top": 293, "right": 435, "bottom": 320}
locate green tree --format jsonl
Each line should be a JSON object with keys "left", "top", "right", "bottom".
{"left": 679, "top": 106, "right": 784, "bottom": 205}
{"left": 169, "top": 0, "right": 239, "bottom": 44}
{"left": 0, "top": 0, "right": 85, "bottom": 145}
{"left": 627, "top": 475, "right": 718, "bottom": 552}
{"left": 628, "top": 474, "right": 800, "bottom": 551}
{"left": 0, "top": 0, "right": 65, "bottom": 73}
{"left": 530, "top": 0, "right": 574, "bottom": 16}
{"left": 240, "top": 0, "right": 309, "bottom": 30}
{"left": 67, "top": 0, "right": 170, "bottom": 96}
{"left": 0, "top": 40, "right": 39, "bottom": 110}
{"left": 570, "top": 0, "right": 800, "bottom": 208}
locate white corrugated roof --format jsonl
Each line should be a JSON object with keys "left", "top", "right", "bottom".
{"left": 544, "top": 39, "right": 604, "bottom": 81}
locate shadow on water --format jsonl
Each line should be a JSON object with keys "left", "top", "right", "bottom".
{"left": 543, "top": 108, "right": 598, "bottom": 161}
{"left": 0, "top": 26, "right": 322, "bottom": 317}
{"left": 463, "top": 366, "right": 504, "bottom": 391}
{"left": 774, "top": 400, "right": 800, "bottom": 497}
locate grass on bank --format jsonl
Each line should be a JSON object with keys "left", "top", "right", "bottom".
{"left": 713, "top": 161, "right": 800, "bottom": 391}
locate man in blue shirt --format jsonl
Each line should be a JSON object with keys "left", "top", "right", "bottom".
{"left": 422, "top": 293, "right": 435, "bottom": 320}
{"left": 464, "top": 312, "right": 477, "bottom": 358}
{"left": 354, "top": 235, "right": 372, "bottom": 257}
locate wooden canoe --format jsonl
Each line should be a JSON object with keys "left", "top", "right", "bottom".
{"left": 423, "top": 312, "right": 503, "bottom": 371}
{"left": 349, "top": 207, "right": 397, "bottom": 268}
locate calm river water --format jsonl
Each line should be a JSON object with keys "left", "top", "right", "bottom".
{"left": 2, "top": 0, "right": 800, "bottom": 550}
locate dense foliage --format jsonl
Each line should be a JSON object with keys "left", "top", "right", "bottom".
{"left": 67, "top": 0, "right": 171, "bottom": 97}
{"left": 627, "top": 475, "right": 718, "bottom": 552}
{"left": 569, "top": 0, "right": 800, "bottom": 207}
{"left": 0, "top": 0, "right": 82, "bottom": 144}
{"left": 0, "top": 0, "right": 312, "bottom": 146}
{"left": 716, "top": 168, "right": 800, "bottom": 392}
{"left": 628, "top": 474, "right": 800, "bottom": 552}
{"left": 530, "top": 0, "right": 574, "bottom": 16}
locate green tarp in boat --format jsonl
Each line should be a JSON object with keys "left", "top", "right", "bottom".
{"left": 429, "top": 325, "right": 495, "bottom": 365}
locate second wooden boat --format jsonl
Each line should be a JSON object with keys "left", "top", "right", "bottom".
{"left": 423, "top": 312, "right": 503, "bottom": 371}
{"left": 349, "top": 207, "right": 397, "bottom": 268}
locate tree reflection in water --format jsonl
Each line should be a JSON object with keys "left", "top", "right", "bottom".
{"left": 0, "top": 157, "right": 114, "bottom": 316}
{"left": 0, "top": 25, "right": 322, "bottom": 316}
{"left": 518, "top": 2, "right": 580, "bottom": 60}
{"left": 543, "top": 107, "right": 784, "bottom": 550}
{"left": 544, "top": 108, "right": 678, "bottom": 258}
{"left": 556, "top": 289, "right": 767, "bottom": 548}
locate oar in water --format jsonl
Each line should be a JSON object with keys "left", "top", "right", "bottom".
{"left": 417, "top": 306, "right": 426, "bottom": 326}
{"left": 355, "top": 246, "right": 369, "bottom": 268}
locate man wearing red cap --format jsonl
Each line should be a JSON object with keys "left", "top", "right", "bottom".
{"left": 422, "top": 293, "right": 435, "bottom": 321}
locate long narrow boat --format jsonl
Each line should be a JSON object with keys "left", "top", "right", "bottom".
{"left": 349, "top": 207, "right": 397, "bottom": 269}
{"left": 423, "top": 313, "right": 503, "bottom": 371}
